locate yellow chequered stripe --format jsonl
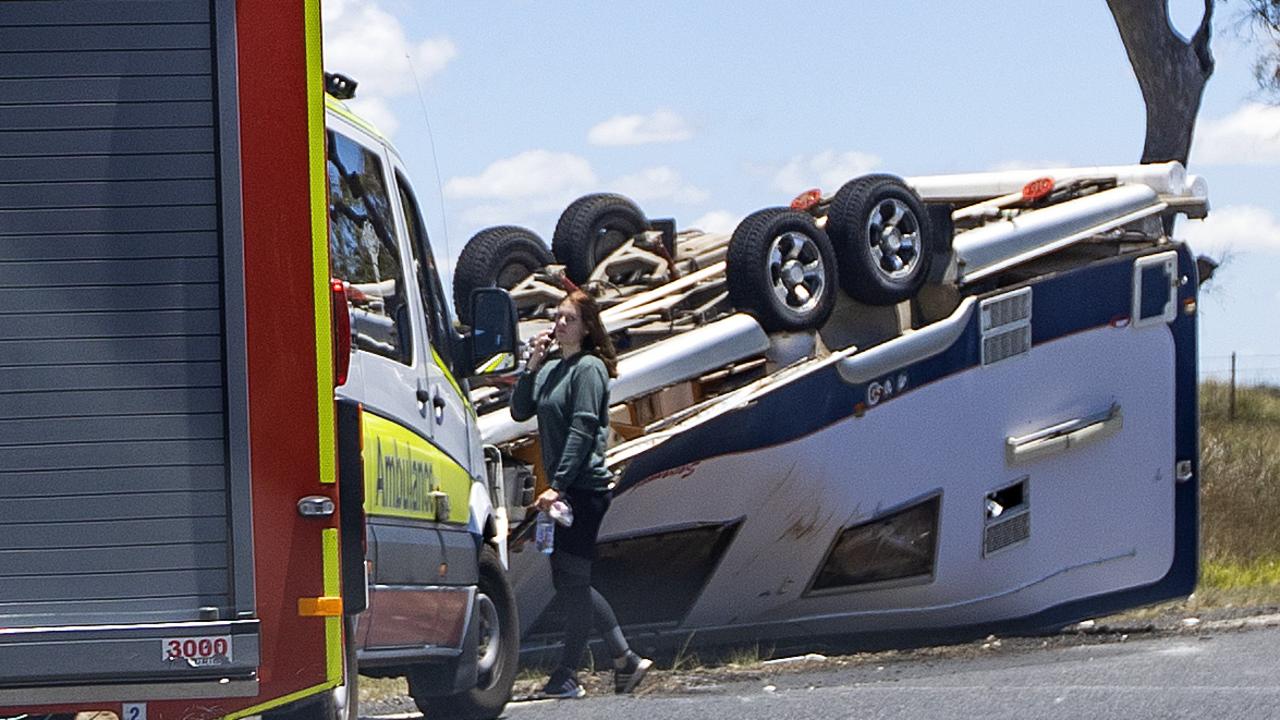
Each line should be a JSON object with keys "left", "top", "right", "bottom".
{"left": 308, "top": 0, "right": 335, "bottom": 484}
{"left": 323, "top": 528, "right": 343, "bottom": 683}
{"left": 362, "top": 411, "right": 473, "bottom": 524}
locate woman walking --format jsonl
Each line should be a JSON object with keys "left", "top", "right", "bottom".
{"left": 510, "top": 289, "right": 652, "bottom": 699}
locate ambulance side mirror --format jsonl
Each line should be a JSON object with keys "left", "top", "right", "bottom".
{"left": 466, "top": 288, "right": 519, "bottom": 377}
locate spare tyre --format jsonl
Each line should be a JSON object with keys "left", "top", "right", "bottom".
{"left": 452, "top": 225, "right": 553, "bottom": 325}
{"left": 826, "top": 174, "right": 933, "bottom": 305}
{"left": 726, "top": 208, "right": 838, "bottom": 333}
{"left": 551, "top": 193, "right": 648, "bottom": 284}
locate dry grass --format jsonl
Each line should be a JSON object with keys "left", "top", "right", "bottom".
{"left": 1199, "top": 382, "right": 1280, "bottom": 567}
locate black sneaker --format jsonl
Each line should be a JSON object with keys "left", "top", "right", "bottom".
{"left": 541, "top": 669, "right": 586, "bottom": 699}
{"left": 614, "top": 654, "right": 653, "bottom": 694}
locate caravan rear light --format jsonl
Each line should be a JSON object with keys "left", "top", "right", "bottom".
{"left": 1021, "top": 177, "right": 1054, "bottom": 202}
{"left": 790, "top": 188, "right": 823, "bottom": 212}
{"left": 331, "top": 279, "right": 352, "bottom": 386}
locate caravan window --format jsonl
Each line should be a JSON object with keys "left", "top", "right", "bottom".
{"left": 327, "top": 131, "right": 412, "bottom": 365}
{"left": 808, "top": 495, "right": 940, "bottom": 593}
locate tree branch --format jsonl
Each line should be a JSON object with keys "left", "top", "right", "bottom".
{"left": 1191, "top": 0, "right": 1215, "bottom": 75}
{"left": 1107, "top": 0, "right": 1215, "bottom": 166}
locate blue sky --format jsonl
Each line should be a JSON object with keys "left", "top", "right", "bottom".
{"left": 322, "top": 0, "right": 1280, "bottom": 383}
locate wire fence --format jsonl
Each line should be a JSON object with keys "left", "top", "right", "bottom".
{"left": 1200, "top": 353, "right": 1280, "bottom": 388}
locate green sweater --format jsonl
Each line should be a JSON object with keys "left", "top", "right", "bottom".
{"left": 509, "top": 352, "right": 614, "bottom": 493}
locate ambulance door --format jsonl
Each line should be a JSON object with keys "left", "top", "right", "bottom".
{"left": 389, "top": 161, "right": 473, "bottom": 481}
{"left": 325, "top": 123, "right": 430, "bottom": 439}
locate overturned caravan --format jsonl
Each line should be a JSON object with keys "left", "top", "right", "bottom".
{"left": 471, "top": 163, "right": 1206, "bottom": 654}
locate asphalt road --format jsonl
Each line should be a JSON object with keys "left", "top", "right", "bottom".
{"left": 369, "top": 620, "right": 1280, "bottom": 720}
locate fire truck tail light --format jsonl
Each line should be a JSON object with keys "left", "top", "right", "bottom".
{"left": 332, "top": 279, "right": 352, "bottom": 386}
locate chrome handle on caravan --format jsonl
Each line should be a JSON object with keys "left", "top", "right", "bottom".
{"left": 1005, "top": 403, "right": 1123, "bottom": 465}
{"left": 836, "top": 297, "right": 977, "bottom": 385}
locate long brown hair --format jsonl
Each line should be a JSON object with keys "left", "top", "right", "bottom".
{"left": 564, "top": 289, "right": 618, "bottom": 378}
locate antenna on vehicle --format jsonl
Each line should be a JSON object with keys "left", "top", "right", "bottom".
{"left": 405, "top": 52, "right": 455, "bottom": 304}
{"left": 324, "top": 72, "right": 358, "bottom": 100}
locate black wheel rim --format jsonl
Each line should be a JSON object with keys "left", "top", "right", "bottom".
{"left": 495, "top": 260, "right": 535, "bottom": 289}
{"left": 473, "top": 592, "right": 503, "bottom": 690}
{"left": 768, "top": 230, "right": 826, "bottom": 314}
{"left": 864, "top": 198, "right": 922, "bottom": 280}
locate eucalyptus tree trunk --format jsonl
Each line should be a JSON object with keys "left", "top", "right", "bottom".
{"left": 1106, "top": 0, "right": 1216, "bottom": 165}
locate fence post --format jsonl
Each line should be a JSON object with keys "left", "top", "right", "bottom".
{"left": 1229, "top": 351, "right": 1237, "bottom": 421}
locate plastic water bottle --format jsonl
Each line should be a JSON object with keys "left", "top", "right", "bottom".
{"left": 549, "top": 500, "right": 574, "bottom": 527}
{"left": 535, "top": 512, "right": 555, "bottom": 554}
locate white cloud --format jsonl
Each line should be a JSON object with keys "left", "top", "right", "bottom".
{"left": 588, "top": 110, "right": 694, "bottom": 146}
{"left": 322, "top": 0, "right": 456, "bottom": 136}
{"left": 610, "top": 166, "right": 709, "bottom": 205}
{"left": 1182, "top": 205, "right": 1280, "bottom": 258}
{"left": 444, "top": 150, "right": 598, "bottom": 204}
{"left": 688, "top": 210, "right": 741, "bottom": 235}
{"left": 772, "top": 150, "right": 881, "bottom": 194}
{"left": 1192, "top": 103, "right": 1280, "bottom": 166}
{"left": 444, "top": 150, "right": 601, "bottom": 241}
{"left": 445, "top": 153, "right": 717, "bottom": 240}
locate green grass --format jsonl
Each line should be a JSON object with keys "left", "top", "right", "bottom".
{"left": 1201, "top": 556, "right": 1280, "bottom": 589}
{"left": 1105, "top": 383, "right": 1280, "bottom": 622}
{"left": 723, "top": 643, "right": 764, "bottom": 668}
{"left": 1199, "top": 382, "right": 1280, "bottom": 569}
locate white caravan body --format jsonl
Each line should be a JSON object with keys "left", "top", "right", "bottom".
{"left": 505, "top": 243, "right": 1197, "bottom": 652}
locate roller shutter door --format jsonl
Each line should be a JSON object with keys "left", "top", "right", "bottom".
{"left": 0, "top": 0, "right": 237, "bottom": 631}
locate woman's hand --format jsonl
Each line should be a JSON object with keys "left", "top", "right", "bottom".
{"left": 533, "top": 487, "right": 560, "bottom": 512}
{"left": 526, "top": 330, "right": 554, "bottom": 372}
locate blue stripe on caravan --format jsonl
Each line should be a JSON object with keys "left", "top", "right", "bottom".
{"left": 618, "top": 248, "right": 1146, "bottom": 493}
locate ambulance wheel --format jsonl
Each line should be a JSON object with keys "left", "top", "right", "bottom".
{"left": 411, "top": 546, "right": 518, "bottom": 720}
{"left": 726, "top": 208, "right": 838, "bottom": 332}
{"left": 552, "top": 193, "right": 648, "bottom": 284}
{"left": 826, "top": 174, "right": 933, "bottom": 305}
{"left": 453, "top": 226, "right": 553, "bottom": 324}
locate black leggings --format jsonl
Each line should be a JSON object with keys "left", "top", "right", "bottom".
{"left": 549, "top": 489, "right": 630, "bottom": 670}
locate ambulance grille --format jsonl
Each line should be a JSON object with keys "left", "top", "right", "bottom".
{"left": 981, "top": 287, "right": 1033, "bottom": 366}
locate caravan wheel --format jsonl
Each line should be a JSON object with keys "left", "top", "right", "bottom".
{"left": 452, "top": 226, "right": 553, "bottom": 325}
{"left": 826, "top": 174, "right": 933, "bottom": 305}
{"left": 726, "top": 208, "right": 837, "bottom": 332}
{"left": 551, "top": 193, "right": 648, "bottom": 284}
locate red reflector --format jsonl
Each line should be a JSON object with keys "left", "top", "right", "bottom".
{"left": 331, "top": 279, "right": 352, "bottom": 387}
{"left": 1022, "top": 177, "right": 1054, "bottom": 201}
{"left": 790, "top": 188, "right": 823, "bottom": 211}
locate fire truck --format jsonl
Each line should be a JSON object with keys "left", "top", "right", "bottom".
{"left": 0, "top": 3, "right": 520, "bottom": 719}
